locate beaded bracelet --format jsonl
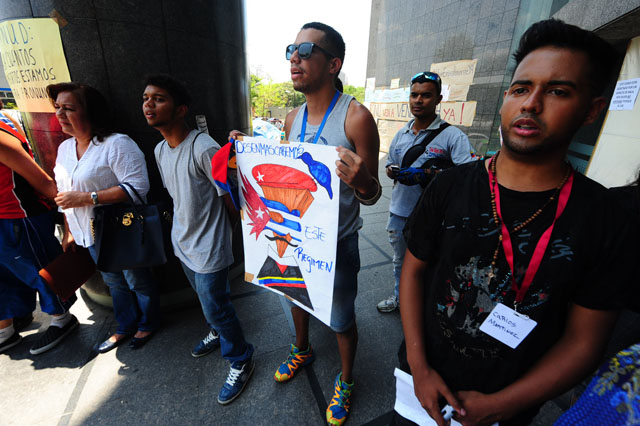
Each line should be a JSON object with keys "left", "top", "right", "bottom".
{"left": 353, "top": 177, "right": 382, "bottom": 206}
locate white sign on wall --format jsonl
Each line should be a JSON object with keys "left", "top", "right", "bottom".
{"left": 609, "top": 78, "right": 640, "bottom": 111}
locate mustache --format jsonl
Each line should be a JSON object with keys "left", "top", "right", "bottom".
{"left": 511, "top": 113, "right": 543, "bottom": 127}
{"left": 265, "top": 235, "right": 298, "bottom": 247}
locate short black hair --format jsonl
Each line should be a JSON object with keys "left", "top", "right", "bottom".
{"left": 301, "top": 22, "right": 345, "bottom": 64}
{"left": 513, "top": 19, "right": 618, "bottom": 96}
{"left": 46, "top": 82, "right": 114, "bottom": 142}
{"left": 142, "top": 74, "right": 192, "bottom": 107}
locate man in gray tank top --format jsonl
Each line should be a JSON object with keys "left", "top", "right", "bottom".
{"left": 232, "top": 22, "right": 381, "bottom": 426}
{"left": 286, "top": 23, "right": 384, "bottom": 426}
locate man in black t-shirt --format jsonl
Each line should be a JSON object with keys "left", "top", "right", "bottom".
{"left": 396, "top": 20, "right": 635, "bottom": 426}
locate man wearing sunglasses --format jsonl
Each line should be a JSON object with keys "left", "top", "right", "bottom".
{"left": 230, "top": 21, "right": 380, "bottom": 426}
{"left": 394, "top": 19, "right": 635, "bottom": 426}
{"left": 377, "top": 71, "right": 476, "bottom": 314}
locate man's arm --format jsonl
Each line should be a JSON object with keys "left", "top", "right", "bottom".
{"left": 0, "top": 132, "right": 57, "bottom": 199}
{"left": 400, "top": 250, "right": 466, "bottom": 426}
{"left": 454, "top": 305, "right": 619, "bottom": 426}
{"left": 339, "top": 102, "right": 380, "bottom": 199}
{"left": 2, "top": 112, "right": 26, "bottom": 138}
{"left": 449, "top": 131, "right": 476, "bottom": 165}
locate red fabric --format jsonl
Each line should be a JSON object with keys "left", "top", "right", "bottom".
{"left": 0, "top": 121, "right": 31, "bottom": 218}
{"left": 253, "top": 164, "right": 317, "bottom": 191}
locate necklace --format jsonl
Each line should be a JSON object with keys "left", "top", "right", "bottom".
{"left": 487, "top": 151, "right": 571, "bottom": 278}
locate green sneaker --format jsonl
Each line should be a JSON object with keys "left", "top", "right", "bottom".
{"left": 326, "top": 373, "right": 354, "bottom": 426}
{"left": 274, "top": 343, "right": 315, "bottom": 382}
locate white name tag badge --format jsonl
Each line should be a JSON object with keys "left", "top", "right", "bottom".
{"left": 479, "top": 303, "right": 537, "bottom": 349}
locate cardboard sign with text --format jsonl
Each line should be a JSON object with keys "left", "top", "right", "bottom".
{"left": 0, "top": 18, "right": 71, "bottom": 112}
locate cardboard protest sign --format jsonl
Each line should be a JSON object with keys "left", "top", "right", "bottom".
{"left": 0, "top": 18, "right": 71, "bottom": 112}
{"left": 236, "top": 136, "right": 340, "bottom": 326}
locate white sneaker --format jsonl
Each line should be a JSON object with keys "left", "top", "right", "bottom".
{"left": 377, "top": 295, "right": 399, "bottom": 313}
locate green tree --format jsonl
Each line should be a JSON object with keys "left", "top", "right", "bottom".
{"left": 250, "top": 74, "right": 263, "bottom": 116}
{"left": 250, "top": 75, "right": 306, "bottom": 117}
{"left": 343, "top": 85, "right": 365, "bottom": 103}
{"left": 255, "top": 79, "right": 284, "bottom": 117}
{"left": 276, "top": 81, "right": 305, "bottom": 108}
{"left": 249, "top": 74, "right": 364, "bottom": 116}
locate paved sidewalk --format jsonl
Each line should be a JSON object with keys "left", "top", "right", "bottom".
{"left": 1, "top": 157, "right": 568, "bottom": 426}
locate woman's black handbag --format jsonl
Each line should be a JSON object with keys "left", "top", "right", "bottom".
{"left": 92, "top": 183, "right": 172, "bottom": 272}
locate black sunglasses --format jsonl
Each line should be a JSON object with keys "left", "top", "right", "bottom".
{"left": 411, "top": 72, "right": 442, "bottom": 92}
{"left": 286, "top": 42, "right": 335, "bottom": 60}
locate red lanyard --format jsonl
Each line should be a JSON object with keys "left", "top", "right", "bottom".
{"left": 487, "top": 159, "right": 574, "bottom": 306}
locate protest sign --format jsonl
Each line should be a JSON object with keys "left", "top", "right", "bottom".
{"left": 236, "top": 137, "right": 340, "bottom": 326}
{"left": 0, "top": 18, "right": 71, "bottom": 112}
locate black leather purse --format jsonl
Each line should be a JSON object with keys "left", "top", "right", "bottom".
{"left": 92, "top": 183, "right": 172, "bottom": 273}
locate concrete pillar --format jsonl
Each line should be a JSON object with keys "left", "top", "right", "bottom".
{"left": 0, "top": 0, "right": 250, "bottom": 306}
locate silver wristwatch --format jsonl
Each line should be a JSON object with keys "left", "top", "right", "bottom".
{"left": 90, "top": 191, "right": 99, "bottom": 205}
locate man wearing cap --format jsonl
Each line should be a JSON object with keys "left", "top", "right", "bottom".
{"left": 376, "top": 71, "right": 476, "bottom": 314}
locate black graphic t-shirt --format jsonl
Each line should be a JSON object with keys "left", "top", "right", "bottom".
{"left": 403, "top": 160, "right": 636, "bottom": 395}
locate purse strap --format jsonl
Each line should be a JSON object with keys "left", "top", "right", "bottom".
{"left": 400, "top": 122, "right": 450, "bottom": 168}
{"left": 119, "top": 182, "right": 146, "bottom": 204}
{"left": 117, "top": 183, "right": 146, "bottom": 220}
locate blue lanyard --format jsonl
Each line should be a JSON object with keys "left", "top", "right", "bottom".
{"left": 300, "top": 90, "right": 341, "bottom": 144}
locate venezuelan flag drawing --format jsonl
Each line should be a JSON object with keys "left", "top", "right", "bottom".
{"left": 256, "top": 248, "right": 313, "bottom": 310}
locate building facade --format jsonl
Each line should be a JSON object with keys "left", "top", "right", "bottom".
{"left": 366, "top": 0, "right": 640, "bottom": 178}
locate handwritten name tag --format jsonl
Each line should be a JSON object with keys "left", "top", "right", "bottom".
{"left": 479, "top": 303, "right": 537, "bottom": 349}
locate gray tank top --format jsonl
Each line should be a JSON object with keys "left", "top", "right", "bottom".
{"left": 290, "top": 93, "right": 362, "bottom": 239}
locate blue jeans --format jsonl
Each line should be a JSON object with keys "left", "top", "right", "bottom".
{"left": 0, "top": 212, "right": 75, "bottom": 320}
{"left": 180, "top": 263, "right": 253, "bottom": 363}
{"left": 88, "top": 246, "right": 160, "bottom": 335}
{"left": 387, "top": 213, "right": 408, "bottom": 299}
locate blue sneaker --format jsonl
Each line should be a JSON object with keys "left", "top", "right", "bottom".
{"left": 274, "top": 343, "right": 315, "bottom": 382}
{"left": 326, "top": 373, "right": 354, "bottom": 426}
{"left": 191, "top": 330, "right": 220, "bottom": 358}
{"left": 217, "top": 358, "right": 255, "bottom": 405}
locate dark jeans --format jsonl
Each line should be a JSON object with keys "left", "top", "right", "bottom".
{"left": 88, "top": 245, "right": 160, "bottom": 335}
{"left": 180, "top": 263, "right": 253, "bottom": 363}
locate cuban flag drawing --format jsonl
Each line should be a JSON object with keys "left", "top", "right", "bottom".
{"left": 211, "top": 139, "right": 240, "bottom": 209}
{"left": 236, "top": 137, "right": 340, "bottom": 326}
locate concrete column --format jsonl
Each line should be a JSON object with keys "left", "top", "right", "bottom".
{"left": 0, "top": 0, "right": 250, "bottom": 306}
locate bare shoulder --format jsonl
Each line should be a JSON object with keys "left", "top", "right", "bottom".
{"left": 345, "top": 99, "right": 375, "bottom": 128}
{"left": 284, "top": 106, "right": 301, "bottom": 139}
{"left": 344, "top": 99, "right": 379, "bottom": 150}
